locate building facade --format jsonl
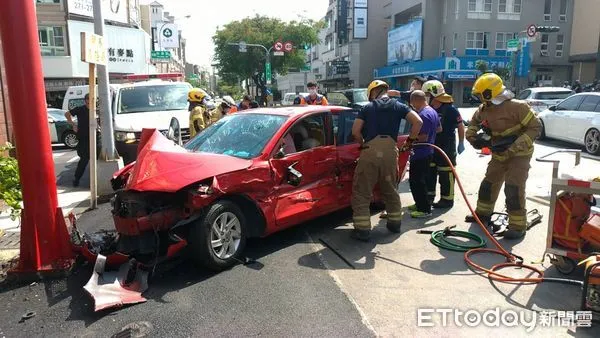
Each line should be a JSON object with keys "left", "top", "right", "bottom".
{"left": 569, "top": 0, "right": 600, "bottom": 84}
{"left": 312, "top": 0, "right": 389, "bottom": 91}
{"left": 374, "top": 0, "right": 575, "bottom": 106}
{"left": 36, "top": 0, "right": 154, "bottom": 108}
{"left": 139, "top": 1, "right": 186, "bottom": 74}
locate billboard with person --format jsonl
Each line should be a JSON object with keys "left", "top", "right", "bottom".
{"left": 387, "top": 19, "right": 423, "bottom": 65}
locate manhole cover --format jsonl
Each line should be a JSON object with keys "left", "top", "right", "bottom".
{"left": 0, "top": 231, "right": 20, "bottom": 250}
{"left": 112, "top": 321, "right": 153, "bottom": 338}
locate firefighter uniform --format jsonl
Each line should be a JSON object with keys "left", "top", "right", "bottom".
{"left": 188, "top": 88, "right": 210, "bottom": 138}
{"left": 466, "top": 73, "right": 542, "bottom": 238}
{"left": 351, "top": 80, "right": 411, "bottom": 240}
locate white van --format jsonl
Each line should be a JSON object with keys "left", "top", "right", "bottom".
{"left": 63, "top": 79, "right": 192, "bottom": 164}
{"left": 281, "top": 92, "right": 309, "bottom": 105}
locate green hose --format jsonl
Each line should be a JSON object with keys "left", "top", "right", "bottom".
{"left": 430, "top": 229, "right": 486, "bottom": 252}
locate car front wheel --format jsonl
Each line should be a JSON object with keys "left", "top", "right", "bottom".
{"left": 62, "top": 130, "right": 79, "bottom": 149}
{"left": 539, "top": 119, "right": 546, "bottom": 140}
{"left": 189, "top": 200, "right": 247, "bottom": 271}
{"left": 585, "top": 128, "right": 600, "bottom": 155}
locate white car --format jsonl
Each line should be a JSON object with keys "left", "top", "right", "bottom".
{"left": 517, "top": 87, "right": 574, "bottom": 113}
{"left": 538, "top": 92, "right": 600, "bottom": 155}
{"left": 281, "top": 92, "right": 309, "bottom": 105}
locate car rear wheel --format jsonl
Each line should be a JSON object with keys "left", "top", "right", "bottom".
{"left": 539, "top": 119, "right": 546, "bottom": 140}
{"left": 189, "top": 200, "right": 247, "bottom": 271}
{"left": 585, "top": 128, "right": 600, "bottom": 155}
{"left": 62, "top": 130, "right": 79, "bottom": 149}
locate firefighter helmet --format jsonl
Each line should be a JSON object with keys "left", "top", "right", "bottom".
{"left": 188, "top": 88, "right": 208, "bottom": 103}
{"left": 367, "top": 80, "right": 389, "bottom": 100}
{"left": 422, "top": 80, "right": 445, "bottom": 97}
{"left": 472, "top": 73, "right": 505, "bottom": 102}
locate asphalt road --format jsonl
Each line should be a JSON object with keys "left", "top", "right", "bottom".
{"left": 0, "top": 204, "right": 375, "bottom": 337}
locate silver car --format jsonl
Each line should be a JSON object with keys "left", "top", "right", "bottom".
{"left": 517, "top": 87, "right": 574, "bottom": 113}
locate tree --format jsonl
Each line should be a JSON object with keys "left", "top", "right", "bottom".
{"left": 212, "top": 16, "right": 321, "bottom": 104}
{"left": 475, "top": 59, "right": 510, "bottom": 82}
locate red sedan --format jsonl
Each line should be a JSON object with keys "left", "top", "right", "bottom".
{"left": 110, "top": 106, "right": 411, "bottom": 270}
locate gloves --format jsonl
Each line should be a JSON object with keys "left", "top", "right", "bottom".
{"left": 507, "top": 134, "right": 529, "bottom": 154}
{"left": 457, "top": 142, "right": 465, "bottom": 154}
{"left": 400, "top": 137, "right": 417, "bottom": 152}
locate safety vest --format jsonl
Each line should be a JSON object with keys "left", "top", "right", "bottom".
{"left": 304, "top": 94, "right": 326, "bottom": 105}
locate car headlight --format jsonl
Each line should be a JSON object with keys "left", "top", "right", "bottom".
{"left": 115, "top": 131, "right": 136, "bottom": 142}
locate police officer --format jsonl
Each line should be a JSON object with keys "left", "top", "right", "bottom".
{"left": 422, "top": 80, "right": 465, "bottom": 209}
{"left": 466, "top": 73, "right": 542, "bottom": 239}
{"left": 350, "top": 80, "right": 423, "bottom": 241}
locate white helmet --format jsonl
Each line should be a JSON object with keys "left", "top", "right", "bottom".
{"left": 422, "top": 80, "right": 445, "bottom": 97}
{"left": 222, "top": 95, "right": 236, "bottom": 107}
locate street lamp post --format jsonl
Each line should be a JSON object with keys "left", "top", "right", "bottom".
{"left": 228, "top": 42, "right": 274, "bottom": 95}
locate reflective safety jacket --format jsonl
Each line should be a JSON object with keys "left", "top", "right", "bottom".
{"left": 302, "top": 94, "right": 329, "bottom": 105}
{"left": 189, "top": 106, "right": 209, "bottom": 138}
{"left": 466, "top": 99, "right": 542, "bottom": 161}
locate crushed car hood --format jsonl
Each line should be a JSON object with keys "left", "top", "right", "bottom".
{"left": 125, "top": 129, "right": 253, "bottom": 192}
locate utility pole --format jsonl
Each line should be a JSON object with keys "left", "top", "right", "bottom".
{"left": 92, "top": 0, "right": 117, "bottom": 160}
{"left": 228, "top": 42, "right": 274, "bottom": 102}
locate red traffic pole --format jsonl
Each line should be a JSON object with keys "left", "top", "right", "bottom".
{"left": 0, "top": 0, "right": 73, "bottom": 275}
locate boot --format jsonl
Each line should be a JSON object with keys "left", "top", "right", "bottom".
{"left": 386, "top": 221, "right": 401, "bottom": 233}
{"left": 433, "top": 199, "right": 454, "bottom": 209}
{"left": 503, "top": 228, "right": 526, "bottom": 240}
{"left": 465, "top": 213, "right": 491, "bottom": 224}
{"left": 351, "top": 229, "right": 371, "bottom": 242}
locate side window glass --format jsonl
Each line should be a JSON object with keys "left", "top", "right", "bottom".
{"left": 577, "top": 95, "right": 600, "bottom": 112}
{"left": 282, "top": 114, "right": 327, "bottom": 155}
{"left": 556, "top": 95, "right": 584, "bottom": 110}
{"left": 336, "top": 110, "right": 358, "bottom": 146}
{"left": 517, "top": 90, "right": 531, "bottom": 100}
{"left": 399, "top": 120, "right": 411, "bottom": 135}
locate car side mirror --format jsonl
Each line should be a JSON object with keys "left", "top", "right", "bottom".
{"left": 548, "top": 105, "right": 557, "bottom": 111}
{"left": 167, "top": 117, "right": 182, "bottom": 146}
{"left": 286, "top": 162, "right": 302, "bottom": 186}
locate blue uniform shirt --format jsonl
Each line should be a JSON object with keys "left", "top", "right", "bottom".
{"left": 412, "top": 106, "right": 440, "bottom": 160}
{"left": 357, "top": 97, "right": 410, "bottom": 143}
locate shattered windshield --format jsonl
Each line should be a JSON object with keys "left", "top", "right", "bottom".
{"left": 118, "top": 84, "right": 190, "bottom": 114}
{"left": 184, "top": 114, "right": 287, "bottom": 159}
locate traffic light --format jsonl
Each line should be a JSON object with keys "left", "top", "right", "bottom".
{"left": 536, "top": 26, "right": 560, "bottom": 33}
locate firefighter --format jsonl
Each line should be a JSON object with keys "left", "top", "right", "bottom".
{"left": 465, "top": 73, "right": 542, "bottom": 239}
{"left": 422, "top": 80, "right": 465, "bottom": 209}
{"left": 350, "top": 80, "right": 423, "bottom": 241}
{"left": 188, "top": 88, "right": 210, "bottom": 138}
{"left": 211, "top": 96, "right": 236, "bottom": 123}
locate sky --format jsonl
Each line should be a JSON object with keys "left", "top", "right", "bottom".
{"left": 141, "top": 0, "right": 329, "bottom": 68}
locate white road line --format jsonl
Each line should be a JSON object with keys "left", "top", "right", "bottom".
{"left": 304, "top": 230, "right": 378, "bottom": 337}
{"left": 67, "top": 156, "right": 79, "bottom": 163}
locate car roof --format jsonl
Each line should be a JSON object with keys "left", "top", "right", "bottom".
{"left": 119, "top": 80, "right": 191, "bottom": 88}
{"left": 237, "top": 105, "right": 352, "bottom": 117}
{"left": 571, "top": 92, "right": 600, "bottom": 97}
{"left": 527, "top": 87, "right": 573, "bottom": 92}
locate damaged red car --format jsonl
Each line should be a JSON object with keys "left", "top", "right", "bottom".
{"left": 109, "top": 106, "right": 411, "bottom": 270}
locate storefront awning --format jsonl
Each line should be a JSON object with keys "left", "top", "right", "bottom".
{"left": 373, "top": 56, "right": 511, "bottom": 80}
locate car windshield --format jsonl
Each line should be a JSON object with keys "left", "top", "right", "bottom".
{"left": 535, "top": 91, "right": 573, "bottom": 100}
{"left": 48, "top": 110, "right": 66, "bottom": 121}
{"left": 118, "top": 84, "right": 190, "bottom": 114}
{"left": 184, "top": 114, "right": 287, "bottom": 159}
{"left": 353, "top": 89, "right": 368, "bottom": 102}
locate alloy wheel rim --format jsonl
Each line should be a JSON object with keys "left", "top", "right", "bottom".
{"left": 586, "top": 130, "right": 600, "bottom": 153}
{"left": 65, "top": 134, "right": 79, "bottom": 148}
{"left": 210, "top": 212, "right": 241, "bottom": 259}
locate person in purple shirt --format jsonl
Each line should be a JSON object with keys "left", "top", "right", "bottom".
{"left": 408, "top": 90, "right": 441, "bottom": 218}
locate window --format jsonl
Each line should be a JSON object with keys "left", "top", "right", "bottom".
{"left": 577, "top": 95, "right": 600, "bottom": 112}
{"left": 513, "top": 0, "right": 522, "bottom": 13}
{"left": 282, "top": 114, "right": 329, "bottom": 153}
{"left": 499, "top": 0, "right": 507, "bottom": 12}
{"left": 556, "top": 95, "right": 584, "bottom": 111}
{"left": 312, "top": 67, "right": 319, "bottom": 74}
{"left": 326, "top": 34, "right": 333, "bottom": 51}
{"left": 467, "top": 31, "right": 490, "bottom": 49}
{"left": 440, "top": 35, "right": 446, "bottom": 56}
{"left": 468, "top": 0, "right": 492, "bottom": 12}
{"left": 544, "top": 0, "right": 551, "bottom": 21}
{"left": 517, "top": 90, "right": 532, "bottom": 100}
{"left": 38, "top": 26, "right": 66, "bottom": 56}
{"left": 534, "top": 91, "right": 573, "bottom": 100}
{"left": 453, "top": 32, "right": 458, "bottom": 50}
{"left": 556, "top": 34, "right": 564, "bottom": 57}
{"left": 443, "top": 0, "right": 448, "bottom": 23}
{"left": 496, "top": 32, "right": 516, "bottom": 50}
{"left": 36, "top": 0, "right": 61, "bottom": 3}
{"left": 333, "top": 111, "right": 357, "bottom": 145}
{"left": 540, "top": 34, "right": 549, "bottom": 56}
{"left": 559, "top": 0, "right": 567, "bottom": 21}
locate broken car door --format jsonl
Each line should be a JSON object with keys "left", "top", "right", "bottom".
{"left": 269, "top": 113, "right": 338, "bottom": 228}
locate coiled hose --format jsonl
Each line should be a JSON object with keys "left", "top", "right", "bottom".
{"left": 412, "top": 143, "right": 582, "bottom": 286}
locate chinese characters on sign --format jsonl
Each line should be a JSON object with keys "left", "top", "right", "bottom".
{"left": 80, "top": 32, "right": 107, "bottom": 65}
{"left": 107, "top": 48, "right": 135, "bottom": 63}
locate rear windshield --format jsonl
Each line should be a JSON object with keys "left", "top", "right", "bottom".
{"left": 534, "top": 91, "right": 573, "bottom": 100}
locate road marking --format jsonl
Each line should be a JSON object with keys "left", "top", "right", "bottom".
{"left": 304, "top": 230, "right": 378, "bottom": 336}
{"left": 67, "top": 156, "right": 79, "bottom": 163}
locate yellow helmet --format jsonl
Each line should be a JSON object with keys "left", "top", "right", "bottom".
{"left": 188, "top": 88, "right": 207, "bottom": 103}
{"left": 367, "top": 80, "right": 389, "bottom": 100}
{"left": 472, "top": 73, "right": 505, "bottom": 102}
